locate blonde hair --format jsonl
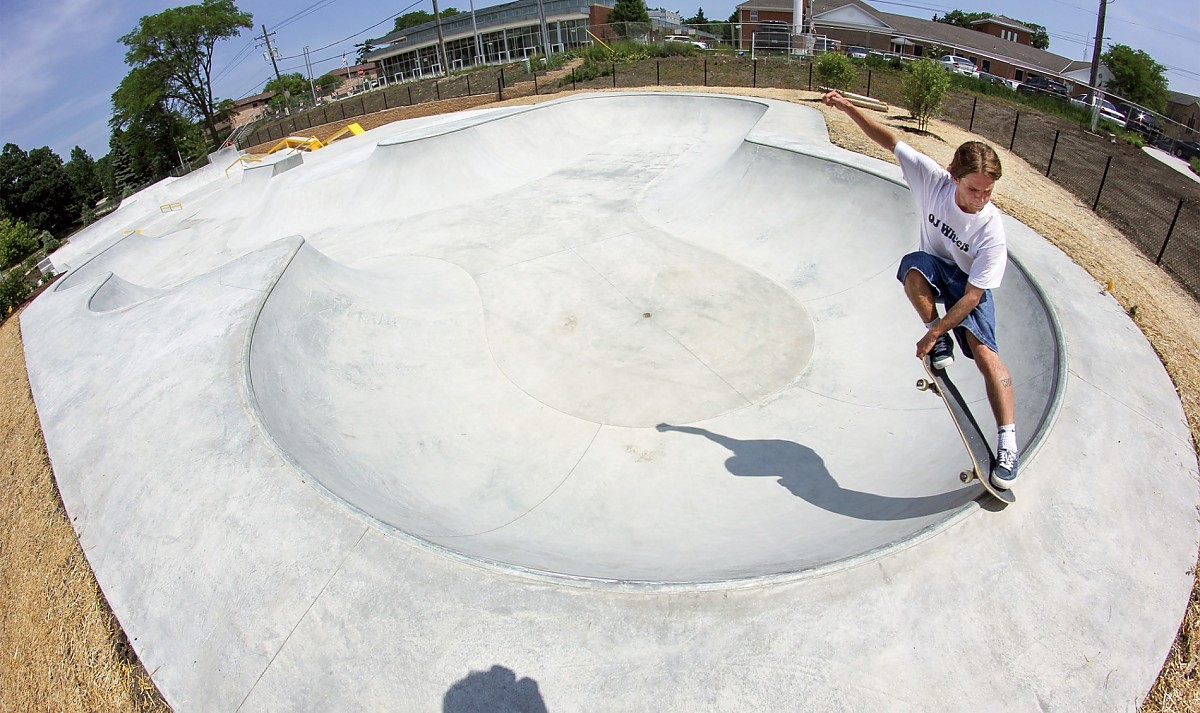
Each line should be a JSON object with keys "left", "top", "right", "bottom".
{"left": 948, "top": 141, "right": 1002, "bottom": 181}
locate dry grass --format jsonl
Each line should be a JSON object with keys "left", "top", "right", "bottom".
{"left": 0, "top": 85, "right": 1196, "bottom": 711}
{"left": 0, "top": 317, "right": 169, "bottom": 713}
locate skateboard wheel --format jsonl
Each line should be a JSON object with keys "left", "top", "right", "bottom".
{"left": 916, "top": 379, "right": 929, "bottom": 391}
{"left": 959, "top": 470, "right": 972, "bottom": 483}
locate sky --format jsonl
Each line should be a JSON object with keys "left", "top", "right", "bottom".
{"left": 0, "top": 0, "right": 1197, "bottom": 162}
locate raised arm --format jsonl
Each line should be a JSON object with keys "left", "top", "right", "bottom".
{"left": 823, "top": 90, "right": 898, "bottom": 153}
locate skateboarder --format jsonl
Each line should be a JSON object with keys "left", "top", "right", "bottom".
{"left": 822, "top": 89, "right": 1018, "bottom": 490}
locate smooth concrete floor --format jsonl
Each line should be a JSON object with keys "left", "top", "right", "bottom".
{"left": 21, "top": 92, "right": 1199, "bottom": 711}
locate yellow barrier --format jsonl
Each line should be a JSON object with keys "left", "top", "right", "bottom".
{"left": 265, "top": 123, "right": 366, "bottom": 155}
{"left": 225, "top": 155, "right": 262, "bottom": 177}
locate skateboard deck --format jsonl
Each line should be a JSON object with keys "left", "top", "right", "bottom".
{"left": 917, "top": 357, "right": 1016, "bottom": 505}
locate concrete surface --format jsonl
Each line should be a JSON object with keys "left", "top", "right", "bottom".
{"left": 1143, "top": 145, "right": 1200, "bottom": 185}
{"left": 20, "top": 92, "right": 1199, "bottom": 711}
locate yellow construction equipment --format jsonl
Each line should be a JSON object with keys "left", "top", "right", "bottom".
{"left": 266, "top": 123, "right": 365, "bottom": 155}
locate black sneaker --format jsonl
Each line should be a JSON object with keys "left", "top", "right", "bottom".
{"left": 991, "top": 448, "right": 1018, "bottom": 490}
{"left": 930, "top": 334, "right": 954, "bottom": 370}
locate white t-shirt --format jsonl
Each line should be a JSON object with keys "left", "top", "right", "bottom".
{"left": 894, "top": 142, "right": 1007, "bottom": 290}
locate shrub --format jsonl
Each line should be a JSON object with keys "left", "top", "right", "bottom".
{"left": 0, "top": 268, "right": 32, "bottom": 320}
{"left": 902, "top": 59, "right": 951, "bottom": 132}
{"left": 1191, "top": 157, "right": 1200, "bottom": 177}
{"left": 814, "top": 52, "right": 857, "bottom": 91}
{"left": 0, "top": 218, "right": 42, "bottom": 270}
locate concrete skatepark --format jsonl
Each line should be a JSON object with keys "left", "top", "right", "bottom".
{"left": 19, "top": 91, "right": 1200, "bottom": 710}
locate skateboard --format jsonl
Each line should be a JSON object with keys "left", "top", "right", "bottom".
{"left": 916, "top": 357, "right": 1016, "bottom": 505}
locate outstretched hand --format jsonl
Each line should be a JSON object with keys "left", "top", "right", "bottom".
{"left": 915, "top": 329, "right": 939, "bottom": 360}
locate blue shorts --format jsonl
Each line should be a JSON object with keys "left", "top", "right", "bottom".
{"left": 897, "top": 251, "right": 999, "bottom": 360}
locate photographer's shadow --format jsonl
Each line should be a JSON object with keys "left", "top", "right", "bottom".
{"left": 657, "top": 423, "right": 966, "bottom": 520}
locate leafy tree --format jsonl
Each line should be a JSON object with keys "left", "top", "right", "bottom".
{"left": 686, "top": 8, "right": 710, "bottom": 24}
{"left": 902, "top": 59, "right": 951, "bottom": 132}
{"left": 316, "top": 73, "right": 341, "bottom": 93}
{"left": 65, "top": 147, "right": 104, "bottom": 220}
{"left": 119, "top": 0, "right": 253, "bottom": 148}
{"left": 264, "top": 72, "right": 312, "bottom": 108}
{"left": 0, "top": 217, "right": 43, "bottom": 269}
{"left": 1101, "top": 44, "right": 1168, "bottom": 112}
{"left": 0, "top": 144, "right": 78, "bottom": 237}
{"left": 815, "top": 52, "right": 856, "bottom": 90}
{"left": 390, "top": 8, "right": 460, "bottom": 34}
{"left": 609, "top": 0, "right": 650, "bottom": 25}
{"left": 110, "top": 66, "right": 201, "bottom": 186}
{"left": 354, "top": 39, "right": 376, "bottom": 65}
{"left": 933, "top": 10, "right": 1049, "bottom": 50}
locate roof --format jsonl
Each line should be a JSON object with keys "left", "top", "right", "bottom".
{"left": 1168, "top": 91, "right": 1200, "bottom": 107}
{"left": 970, "top": 15, "right": 1035, "bottom": 33}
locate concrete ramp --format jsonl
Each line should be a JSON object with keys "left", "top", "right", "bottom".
{"left": 18, "top": 92, "right": 1197, "bottom": 711}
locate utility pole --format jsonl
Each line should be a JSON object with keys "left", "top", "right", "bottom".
{"left": 303, "top": 46, "right": 318, "bottom": 104}
{"left": 1086, "top": 0, "right": 1108, "bottom": 132}
{"left": 260, "top": 24, "right": 283, "bottom": 85}
{"left": 431, "top": 0, "right": 450, "bottom": 77}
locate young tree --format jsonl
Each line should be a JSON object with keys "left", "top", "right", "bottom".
{"left": 390, "top": 8, "right": 460, "bottom": 34}
{"left": 815, "top": 53, "right": 857, "bottom": 91}
{"left": 0, "top": 217, "right": 43, "bottom": 269}
{"left": 1102, "top": 44, "right": 1168, "bottom": 112}
{"left": 119, "top": 0, "right": 253, "bottom": 148}
{"left": 902, "top": 59, "right": 951, "bottom": 132}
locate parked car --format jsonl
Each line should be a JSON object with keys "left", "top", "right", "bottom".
{"left": 1113, "top": 101, "right": 1163, "bottom": 139}
{"left": 665, "top": 35, "right": 707, "bottom": 49}
{"left": 938, "top": 54, "right": 979, "bottom": 77}
{"left": 1017, "top": 75, "right": 1070, "bottom": 98}
{"left": 1169, "top": 140, "right": 1200, "bottom": 162}
{"left": 978, "top": 72, "right": 1019, "bottom": 90}
{"left": 1069, "top": 94, "right": 1127, "bottom": 124}
{"left": 844, "top": 45, "right": 868, "bottom": 59}
{"left": 755, "top": 20, "right": 791, "bottom": 50}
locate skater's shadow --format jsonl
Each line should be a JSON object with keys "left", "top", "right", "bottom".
{"left": 657, "top": 423, "right": 967, "bottom": 521}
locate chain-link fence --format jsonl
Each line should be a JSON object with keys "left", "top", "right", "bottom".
{"left": 237, "top": 53, "right": 1200, "bottom": 300}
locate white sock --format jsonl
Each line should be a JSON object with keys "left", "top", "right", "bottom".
{"left": 998, "top": 424, "right": 1017, "bottom": 452}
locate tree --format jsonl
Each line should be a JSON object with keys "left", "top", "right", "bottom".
{"left": 933, "top": 10, "right": 1049, "bottom": 51}
{"left": 316, "top": 73, "right": 341, "bottom": 93}
{"left": 686, "top": 8, "right": 710, "bottom": 24}
{"left": 354, "top": 39, "right": 376, "bottom": 65}
{"left": 110, "top": 66, "right": 201, "bottom": 186}
{"left": 815, "top": 53, "right": 857, "bottom": 91}
{"left": 264, "top": 72, "right": 312, "bottom": 109}
{"left": 119, "top": 0, "right": 253, "bottom": 148}
{"left": 902, "top": 59, "right": 951, "bottom": 132}
{"left": 609, "top": 0, "right": 650, "bottom": 25}
{"left": 390, "top": 8, "right": 460, "bottom": 34}
{"left": 0, "top": 144, "right": 78, "bottom": 237}
{"left": 65, "top": 147, "right": 104, "bottom": 218}
{"left": 0, "top": 217, "right": 43, "bottom": 269}
{"left": 1101, "top": 44, "right": 1168, "bottom": 112}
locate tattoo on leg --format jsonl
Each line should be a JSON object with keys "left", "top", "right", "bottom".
{"left": 1001, "top": 378, "right": 1012, "bottom": 388}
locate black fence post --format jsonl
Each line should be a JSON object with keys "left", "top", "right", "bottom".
{"left": 704, "top": 58, "right": 708, "bottom": 87}
{"left": 322, "top": 106, "right": 329, "bottom": 124}
{"left": 467, "top": 75, "right": 472, "bottom": 96}
{"left": 497, "top": 77, "right": 502, "bottom": 100}
{"left": 408, "top": 86, "right": 413, "bottom": 105}
{"left": 435, "top": 81, "right": 441, "bottom": 101}
{"left": 1009, "top": 112, "right": 1020, "bottom": 151}
{"left": 572, "top": 69, "right": 576, "bottom": 91}
{"left": 360, "top": 95, "right": 366, "bottom": 115}
{"left": 340, "top": 103, "right": 346, "bottom": 120}
{"left": 1093, "top": 156, "right": 1113, "bottom": 211}
{"left": 612, "top": 62, "right": 616, "bottom": 88}
{"left": 500, "top": 67, "right": 505, "bottom": 87}
{"left": 534, "top": 73, "right": 539, "bottom": 94}
{"left": 753, "top": 59, "right": 758, "bottom": 88}
{"left": 383, "top": 91, "right": 389, "bottom": 110}
{"left": 969, "top": 97, "right": 977, "bottom": 132}
{"left": 866, "top": 70, "right": 872, "bottom": 97}
{"left": 656, "top": 60, "right": 660, "bottom": 86}
{"left": 1156, "top": 198, "right": 1186, "bottom": 265}
{"left": 1046, "top": 130, "right": 1060, "bottom": 177}
{"left": 807, "top": 62, "right": 812, "bottom": 91}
